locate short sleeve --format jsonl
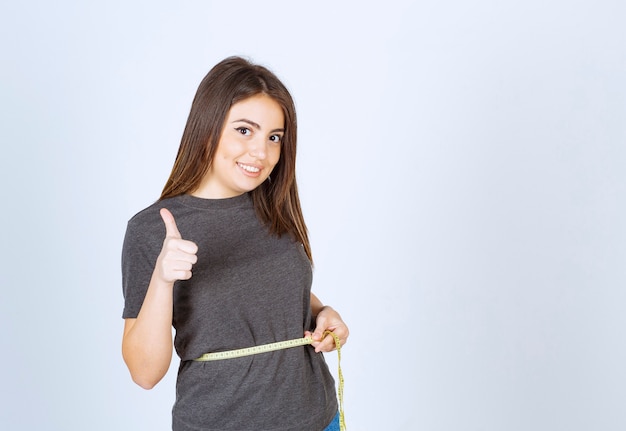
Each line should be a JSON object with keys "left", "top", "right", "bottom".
{"left": 121, "top": 211, "right": 163, "bottom": 318}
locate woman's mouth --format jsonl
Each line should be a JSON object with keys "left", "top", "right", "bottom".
{"left": 237, "top": 162, "right": 261, "bottom": 174}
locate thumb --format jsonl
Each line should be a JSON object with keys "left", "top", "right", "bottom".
{"left": 160, "top": 208, "right": 182, "bottom": 239}
{"left": 312, "top": 320, "right": 327, "bottom": 342}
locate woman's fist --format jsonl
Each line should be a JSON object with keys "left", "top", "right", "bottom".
{"left": 156, "top": 208, "right": 198, "bottom": 283}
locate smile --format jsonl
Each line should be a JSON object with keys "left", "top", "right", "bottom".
{"left": 237, "top": 162, "right": 261, "bottom": 173}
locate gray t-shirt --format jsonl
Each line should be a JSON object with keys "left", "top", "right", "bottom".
{"left": 122, "top": 193, "right": 338, "bottom": 431}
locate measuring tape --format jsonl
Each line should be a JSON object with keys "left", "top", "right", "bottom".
{"left": 194, "top": 331, "right": 346, "bottom": 430}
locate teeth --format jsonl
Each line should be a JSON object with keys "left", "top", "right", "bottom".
{"left": 238, "top": 163, "right": 260, "bottom": 173}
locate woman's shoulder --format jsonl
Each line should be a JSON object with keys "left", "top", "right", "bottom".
{"left": 126, "top": 196, "right": 183, "bottom": 233}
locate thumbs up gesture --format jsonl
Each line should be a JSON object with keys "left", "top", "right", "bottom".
{"left": 156, "top": 208, "right": 199, "bottom": 283}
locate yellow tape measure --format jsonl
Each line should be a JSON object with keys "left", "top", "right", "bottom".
{"left": 194, "top": 331, "right": 346, "bottom": 430}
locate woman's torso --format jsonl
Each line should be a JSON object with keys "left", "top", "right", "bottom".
{"left": 122, "top": 193, "right": 338, "bottom": 430}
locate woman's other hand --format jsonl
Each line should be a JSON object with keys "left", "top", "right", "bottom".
{"left": 306, "top": 306, "right": 349, "bottom": 353}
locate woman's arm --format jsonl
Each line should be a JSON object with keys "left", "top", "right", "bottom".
{"left": 307, "top": 293, "right": 349, "bottom": 353}
{"left": 122, "top": 276, "right": 175, "bottom": 389}
{"left": 122, "top": 208, "right": 198, "bottom": 389}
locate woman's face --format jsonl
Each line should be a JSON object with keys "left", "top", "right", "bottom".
{"left": 194, "top": 94, "right": 284, "bottom": 198}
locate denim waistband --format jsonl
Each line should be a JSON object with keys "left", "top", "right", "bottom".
{"left": 322, "top": 411, "right": 340, "bottom": 431}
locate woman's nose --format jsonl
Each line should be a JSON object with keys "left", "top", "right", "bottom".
{"left": 248, "top": 139, "right": 267, "bottom": 159}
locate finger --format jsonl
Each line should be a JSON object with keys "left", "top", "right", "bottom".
{"left": 159, "top": 253, "right": 195, "bottom": 282}
{"left": 314, "top": 333, "right": 339, "bottom": 353}
{"left": 312, "top": 325, "right": 327, "bottom": 342}
{"left": 160, "top": 208, "right": 182, "bottom": 239}
{"left": 169, "top": 238, "right": 199, "bottom": 256}
{"left": 165, "top": 253, "right": 195, "bottom": 270}
{"left": 170, "top": 269, "right": 193, "bottom": 281}
{"left": 304, "top": 330, "right": 327, "bottom": 352}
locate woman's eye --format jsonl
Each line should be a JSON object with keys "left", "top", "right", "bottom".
{"left": 269, "top": 134, "right": 283, "bottom": 143}
{"left": 236, "top": 127, "right": 251, "bottom": 136}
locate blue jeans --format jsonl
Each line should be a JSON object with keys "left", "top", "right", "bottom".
{"left": 322, "top": 412, "right": 340, "bottom": 431}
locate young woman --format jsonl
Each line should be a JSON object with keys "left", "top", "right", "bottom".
{"left": 121, "top": 56, "right": 349, "bottom": 431}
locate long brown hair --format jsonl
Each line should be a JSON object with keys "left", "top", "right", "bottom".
{"left": 160, "top": 56, "right": 312, "bottom": 261}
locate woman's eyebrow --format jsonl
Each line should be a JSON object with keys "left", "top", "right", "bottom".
{"left": 232, "top": 118, "right": 284, "bottom": 133}
{"left": 232, "top": 118, "right": 260, "bottom": 129}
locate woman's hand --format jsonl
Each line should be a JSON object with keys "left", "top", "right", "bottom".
{"left": 156, "top": 208, "right": 198, "bottom": 283}
{"left": 305, "top": 306, "right": 349, "bottom": 353}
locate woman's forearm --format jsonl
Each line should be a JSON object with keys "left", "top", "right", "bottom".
{"left": 310, "top": 292, "right": 328, "bottom": 317}
{"left": 122, "top": 275, "right": 175, "bottom": 389}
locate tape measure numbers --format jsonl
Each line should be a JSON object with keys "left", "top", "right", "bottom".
{"left": 194, "top": 336, "right": 314, "bottom": 361}
{"left": 194, "top": 330, "right": 346, "bottom": 430}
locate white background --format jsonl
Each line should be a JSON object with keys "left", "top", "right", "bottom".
{"left": 1, "top": 1, "right": 625, "bottom": 430}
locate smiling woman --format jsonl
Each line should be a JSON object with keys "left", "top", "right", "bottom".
{"left": 194, "top": 94, "right": 284, "bottom": 199}
{"left": 120, "top": 56, "right": 349, "bottom": 431}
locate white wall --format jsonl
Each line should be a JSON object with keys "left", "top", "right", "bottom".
{"left": 1, "top": 1, "right": 625, "bottom": 430}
